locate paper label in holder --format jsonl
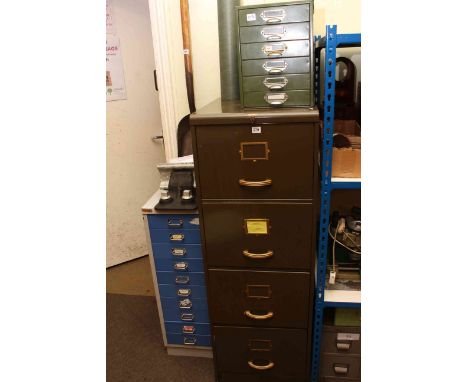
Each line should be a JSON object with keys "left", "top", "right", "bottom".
{"left": 246, "top": 13, "right": 256, "bottom": 21}
{"left": 337, "top": 333, "right": 360, "bottom": 341}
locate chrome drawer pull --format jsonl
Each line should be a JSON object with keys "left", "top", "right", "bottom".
{"left": 264, "top": 92, "right": 288, "bottom": 105}
{"left": 171, "top": 248, "right": 186, "bottom": 257}
{"left": 244, "top": 310, "right": 274, "bottom": 320}
{"left": 261, "top": 26, "right": 286, "bottom": 40}
{"left": 175, "top": 275, "right": 190, "bottom": 284}
{"left": 261, "top": 43, "right": 287, "bottom": 57}
{"left": 177, "top": 288, "right": 191, "bottom": 297}
{"left": 239, "top": 179, "right": 272, "bottom": 187}
{"left": 262, "top": 60, "right": 287, "bottom": 74}
{"left": 263, "top": 76, "right": 288, "bottom": 90}
{"left": 248, "top": 360, "right": 275, "bottom": 370}
{"left": 334, "top": 365, "right": 349, "bottom": 375}
{"left": 174, "top": 262, "right": 188, "bottom": 271}
{"left": 183, "top": 337, "right": 197, "bottom": 345}
{"left": 243, "top": 250, "right": 273, "bottom": 259}
{"left": 183, "top": 325, "right": 195, "bottom": 334}
{"left": 180, "top": 313, "right": 194, "bottom": 321}
{"left": 179, "top": 298, "right": 192, "bottom": 309}
{"left": 260, "top": 8, "right": 285, "bottom": 23}
{"left": 336, "top": 342, "right": 351, "bottom": 350}
{"left": 167, "top": 218, "right": 183, "bottom": 228}
{"left": 170, "top": 233, "right": 184, "bottom": 242}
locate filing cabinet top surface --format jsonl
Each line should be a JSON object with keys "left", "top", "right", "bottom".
{"left": 190, "top": 99, "right": 319, "bottom": 125}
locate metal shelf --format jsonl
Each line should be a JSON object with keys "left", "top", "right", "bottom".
{"left": 311, "top": 25, "right": 361, "bottom": 382}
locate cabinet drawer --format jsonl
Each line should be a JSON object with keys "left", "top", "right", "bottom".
{"left": 203, "top": 202, "right": 314, "bottom": 270}
{"left": 238, "top": 4, "right": 310, "bottom": 27}
{"left": 320, "top": 354, "right": 360, "bottom": 379}
{"left": 165, "top": 321, "right": 211, "bottom": 336}
{"left": 220, "top": 374, "right": 306, "bottom": 382}
{"left": 152, "top": 243, "right": 202, "bottom": 259}
{"left": 243, "top": 74, "right": 310, "bottom": 92}
{"left": 147, "top": 214, "right": 199, "bottom": 229}
{"left": 154, "top": 258, "right": 204, "bottom": 273}
{"left": 195, "top": 124, "right": 317, "bottom": 199}
{"left": 166, "top": 333, "right": 212, "bottom": 347}
{"left": 244, "top": 90, "right": 311, "bottom": 108}
{"left": 149, "top": 229, "right": 201, "bottom": 244}
{"left": 242, "top": 57, "right": 310, "bottom": 76}
{"left": 208, "top": 269, "right": 310, "bottom": 328}
{"left": 322, "top": 325, "right": 361, "bottom": 355}
{"left": 241, "top": 40, "right": 309, "bottom": 60}
{"left": 159, "top": 284, "right": 207, "bottom": 299}
{"left": 239, "top": 22, "right": 310, "bottom": 44}
{"left": 214, "top": 326, "right": 308, "bottom": 377}
{"left": 156, "top": 271, "right": 206, "bottom": 286}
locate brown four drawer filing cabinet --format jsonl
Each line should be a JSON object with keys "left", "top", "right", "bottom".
{"left": 190, "top": 99, "right": 320, "bottom": 382}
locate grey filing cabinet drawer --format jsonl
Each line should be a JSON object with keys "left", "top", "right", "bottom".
{"left": 243, "top": 74, "right": 311, "bottom": 92}
{"left": 244, "top": 90, "right": 311, "bottom": 108}
{"left": 321, "top": 325, "right": 361, "bottom": 356}
{"left": 240, "top": 40, "right": 310, "bottom": 60}
{"left": 242, "top": 57, "right": 310, "bottom": 76}
{"left": 239, "top": 22, "right": 310, "bottom": 43}
{"left": 238, "top": 3, "right": 310, "bottom": 26}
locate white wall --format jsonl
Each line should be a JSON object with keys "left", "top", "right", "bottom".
{"left": 107, "top": 0, "right": 166, "bottom": 267}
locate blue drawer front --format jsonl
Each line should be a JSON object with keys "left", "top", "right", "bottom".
{"left": 165, "top": 321, "right": 211, "bottom": 336}
{"left": 161, "top": 298, "right": 210, "bottom": 323}
{"left": 148, "top": 214, "right": 200, "bottom": 230}
{"left": 150, "top": 229, "right": 201, "bottom": 244}
{"left": 159, "top": 284, "right": 207, "bottom": 299}
{"left": 155, "top": 258, "right": 205, "bottom": 273}
{"left": 166, "top": 333, "right": 211, "bottom": 347}
{"left": 156, "top": 271, "right": 206, "bottom": 286}
{"left": 152, "top": 243, "right": 203, "bottom": 259}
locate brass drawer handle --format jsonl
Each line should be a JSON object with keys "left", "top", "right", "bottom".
{"left": 262, "top": 60, "right": 288, "bottom": 74}
{"left": 260, "top": 8, "right": 285, "bottom": 23}
{"left": 243, "top": 250, "right": 273, "bottom": 259}
{"left": 239, "top": 179, "right": 272, "bottom": 187}
{"left": 174, "top": 262, "right": 188, "bottom": 271}
{"left": 244, "top": 310, "right": 274, "bottom": 320}
{"left": 248, "top": 360, "right": 275, "bottom": 370}
{"left": 177, "top": 288, "right": 191, "bottom": 297}
{"left": 336, "top": 342, "right": 351, "bottom": 350}
{"left": 263, "top": 76, "right": 288, "bottom": 90}
{"left": 334, "top": 365, "right": 349, "bottom": 375}
{"left": 261, "top": 26, "right": 286, "bottom": 40}
{"left": 262, "top": 43, "right": 287, "bottom": 57}
{"left": 264, "top": 92, "right": 288, "bottom": 105}
{"left": 170, "top": 233, "right": 184, "bottom": 242}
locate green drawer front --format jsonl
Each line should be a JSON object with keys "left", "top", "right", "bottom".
{"left": 239, "top": 22, "right": 310, "bottom": 44}
{"left": 242, "top": 74, "right": 311, "bottom": 92}
{"left": 243, "top": 90, "right": 311, "bottom": 108}
{"left": 241, "top": 56, "right": 310, "bottom": 76}
{"left": 240, "top": 40, "right": 310, "bottom": 60}
{"left": 238, "top": 3, "right": 310, "bottom": 27}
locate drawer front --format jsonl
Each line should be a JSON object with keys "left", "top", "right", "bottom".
{"left": 195, "top": 124, "right": 316, "bottom": 199}
{"left": 242, "top": 57, "right": 310, "bottom": 76}
{"left": 150, "top": 229, "right": 201, "bottom": 244}
{"left": 203, "top": 202, "right": 314, "bottom": 270}
{"left": 322, "top": 326, "right": 361, "bottom": 355}
{"left": 156, "top": 271, "right": 206, "bottom": 286}
{"left": 147, "top": 214, "right": 199, "bottom": 229}
{"left": 243, "top": 90, "right": 311, "bottom": 108}
{"left": 242, "top": 74, "right": 310, "bottom": 92}
{"left": 214, "top": 326, "right": 308, "bottom": 377}
{"left": 161, "top": 297, "right": 210, "bottom": 323}
{"left": 152, "top": 243, "right": 202, "bottom": 259}
{"left": 159, "top": 284, "right": 207, "bottom": 299}
{"left": 320, "top": 355, "right": 360, "bottom": 379}
{"left": 239, "top": 22, "right": 310, "bottom": 44}
{"left": 220, "top": 374, "right": 306, "bottom": 382}
{"left": 238, "top": 4, "right": 310, "bottom": 27}
{"left": 166, "top": 333, "right": 212, "bottom": 347}
{"left": 165, "top": 321, "right": 211, "bottom": 336}
{"left": 154, "top": 258, "right": 205, "bottom": 273}
{"left": 208, "top": 269, "right": 310, "bottom": 328}
{"left": 240, "top": 40, "right": 310, "bottom": 60}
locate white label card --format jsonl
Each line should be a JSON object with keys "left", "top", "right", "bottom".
{"left": 246, "top": 13, "right": 256, "bottom": 21}
{"left": 252, "top": 126, "right": 261, "bottom": 134}
{"left": 337, "top": 333, "right": 360, "bottom": 341}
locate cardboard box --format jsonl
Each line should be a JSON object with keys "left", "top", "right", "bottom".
{"left": 332, "top": 147, "right": 361, "bottom": 178}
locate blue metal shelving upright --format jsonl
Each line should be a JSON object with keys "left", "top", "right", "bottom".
{"left": 311, "top": 25, "right": 361, "bottom": 382}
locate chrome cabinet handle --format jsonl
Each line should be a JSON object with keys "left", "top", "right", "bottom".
{"left": 248, "top": 360, "right": 275, "bottom": 370}
{"left": 261, "top": 43, "right": 287, "bottom": 57}
{"left": 336, "top": 342, "right": 351, "bottom": 350}
{"left": 261, "top": 26, "right": 286, "bottom": 40}
{"left": 170, "top": 233, "right": 184, "bottom": 242}
{"left": 239, "top": 178, "right": 272, "bottom": 187}
{"left": 263, "top": 76, "right": 288, "bottom": 90}
{"left": 243, "top": 250, "right": 273, "bottom": 259}
{"left": 175, "top": 275, "right": 190, "bottom": 284}
{"left": 264, "top": 92, "right": 288, "bottom": 105}
{"left": 180, "top": 313, "right": 194, "bottom": 321}
{"left": 171, "top": 248, "right": 186, "bottom": 257}
{"left": 174, "top": 262, "right": 188, "bottom": 271}
{"left": 334, "top": 365, "right": 349, "bottom": 375}
{"left": 183, "top": 337, "right": 197, "bottom": 345}
{"left": 262, "top": 60, "right": 288, "bottom": 74}
{"left": 179, "top": 298, "right": 192, "bottom": 309}
{"left": 167, "top": 218, "right": 183, "bottom": 228}
{"left": 244, "top": 310, "right": 274, "bottom": 320}
{"left": 260, "top": 8, "right": 285, "bottom": 23}
{"left": 177, "top": 288, "right": 191, "bottom": 297}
